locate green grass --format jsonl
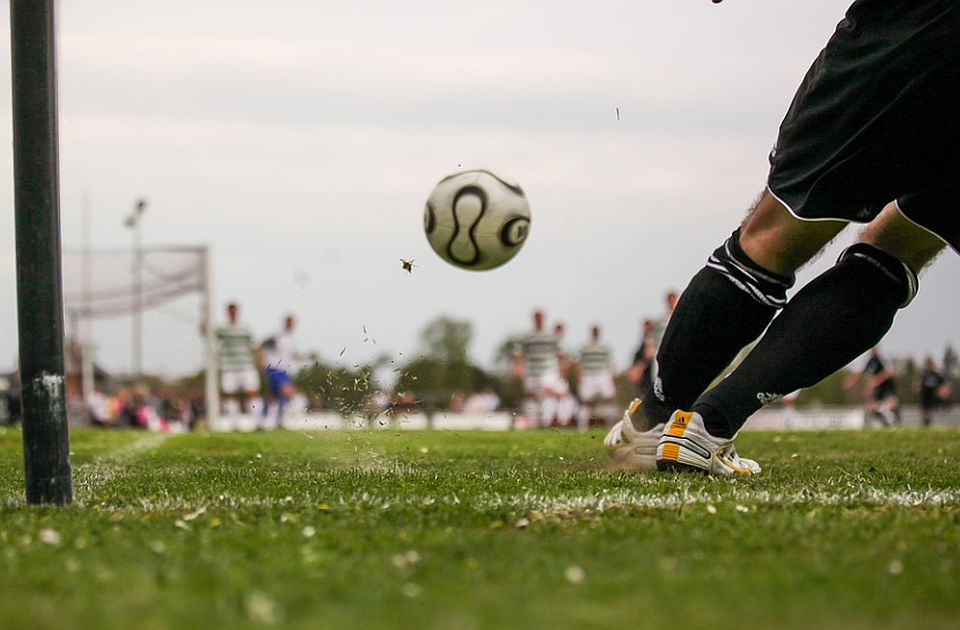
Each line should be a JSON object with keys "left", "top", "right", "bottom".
{"left": 1, "top": 426, "right": 958, "bottom": 629}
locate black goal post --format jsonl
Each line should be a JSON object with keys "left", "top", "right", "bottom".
{"left": 10, "top": 0, "right": 73, "bottom": 505}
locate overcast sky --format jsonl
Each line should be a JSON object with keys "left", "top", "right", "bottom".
{"left": 0, "top": 0, "right": 957, "bottom": 377}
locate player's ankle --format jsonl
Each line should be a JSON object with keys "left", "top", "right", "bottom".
{"left": 632, "top": 395, "right": 674, "bottom": 430}
{"left": 691, "top": 402, "right": 735, "bottom": 439}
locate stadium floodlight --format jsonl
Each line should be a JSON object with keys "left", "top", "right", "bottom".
{"left": 10, "top": 0, "right": 73, "bottom": 505}
{"left": 124, "top": 198, "right": 148, "bottom": 379}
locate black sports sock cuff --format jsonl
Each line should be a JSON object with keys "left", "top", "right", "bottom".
{"left": 838, "top": 243, "right": 919, "bottom": 307}
{"left": 691, "top": 402, "right": 734, "bottom": 439}
{"left": 705, "top": 229, "right": 796, "bottom": 309}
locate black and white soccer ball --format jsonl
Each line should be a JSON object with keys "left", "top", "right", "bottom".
{"left": 423, "top": 169, "right": 531, "bottom": 271}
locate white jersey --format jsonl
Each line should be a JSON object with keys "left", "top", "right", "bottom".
{"left": 270, "top": 330, "right": 298, "bottom": 370}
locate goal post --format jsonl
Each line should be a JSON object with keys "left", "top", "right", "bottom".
{"left": 202, "top": 248, "right": 220, "bottom": 427}
{"left": 11, "top": 0, "right": 73, "bottom": 505}
{"left": 62, "top": 245, "right": 219, "bottom": 426}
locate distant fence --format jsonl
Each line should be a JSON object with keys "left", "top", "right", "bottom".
{"left": 211, "top": 405, "right": 959, "bottom": 432}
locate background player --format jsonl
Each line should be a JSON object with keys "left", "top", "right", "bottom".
{"left": 216, "top": 302, "right": 260, "bottom": 423}
{"left": 607, "top": 1, "right": 959, "bottom": 474}
{"left": 551, "top": 321, "right": 578, "bottom": 427}
{"left": 513, "top": 309, "right": 563, "bottom": 429}
{"left": 627, "top": 319, "right": 657, "bottom": 399}
{"left": 258, "top": 314, "right": 302, "bottom": 430}
{"left": 576, "top": 324, "right": 617, "bottom": 429}
{"left": 917, "top": 356, "right": 950, "bottom": 427}
{"left": 844, "top": 347, "right": 901, "bottom": 427}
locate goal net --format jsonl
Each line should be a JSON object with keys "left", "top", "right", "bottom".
{"left": 60, "top": 245, "right": 218, "bottom": 424}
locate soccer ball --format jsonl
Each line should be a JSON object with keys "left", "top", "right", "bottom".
{"left": 423, "top": 169, "right": 531, "bottom": 271}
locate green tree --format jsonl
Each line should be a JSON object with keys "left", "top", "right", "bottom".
{"left": 392, "top": 316, "right": 500, "bottom": 412}
{"left": 420, "top": 316, "right": 473, "bottom": 363}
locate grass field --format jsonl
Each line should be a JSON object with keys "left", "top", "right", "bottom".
{"left": 1, "top": 426, "right": 958, "bottom": 629}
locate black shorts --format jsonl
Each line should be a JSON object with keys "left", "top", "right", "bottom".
{"left": 871, "top": 380, "right": 896, "bottom": 403}
{"left": 767, "top": 0, "right": 960, "bottom": 252}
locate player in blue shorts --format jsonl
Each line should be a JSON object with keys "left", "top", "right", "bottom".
{"left": 258, "top": 314, "right": 302, "bottom": 429}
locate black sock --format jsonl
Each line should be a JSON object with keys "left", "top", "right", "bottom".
{"left": 640, "top": 229, "right": 792, "bottom": 427}
{"left": 694, "top": 243, "right": 918, "bottom": 438}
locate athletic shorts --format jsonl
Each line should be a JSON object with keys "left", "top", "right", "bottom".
{"left": 871, "top": 380, "right": 896, "bottom": 403}
{"left": 265, "top": 366, "right": 291, "bottom": 397}
{"left": 767, "top": 0, "right": 960, "bottom": 251}
{"left": 221, "top": 369, "right": 260, "bottom": 394}
{"left": 524, "top": 372, "right": 566, "bottom": 398}
{"left": 578, "top": 373, "right": 616, "bottom": 402}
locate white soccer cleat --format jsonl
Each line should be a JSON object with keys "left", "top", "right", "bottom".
{"left": 603, "top": 399, "right": 664, "bottom": 471}
{"left": 656, "top": 410, "right": 761, "bottom": 475}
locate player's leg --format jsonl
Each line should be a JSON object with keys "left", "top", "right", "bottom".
{"left": 633, "top": 191, "right": 844, "bottom": 430}
{"left": 921, "top": 399, "right": 933, "bottom": 427}
{"left": 885, "top": 393, "right": 902, "bottom": 426}
{"left": 277, "top": 379, "right": 295, "bottom": 428}
{"left": 599, "top": 376, "right": 618, "bottom": 426}
{"left": 866, "top": 397, "right": 887, "bottom": 428}
{"left": 576, "top": 379, "right": 595, "bottom": 430}
{"left": 689, "top": 202, "right": 944, "bottom": 442}
{"left": 241, "top": 369, "right": 260, "bottom": 419}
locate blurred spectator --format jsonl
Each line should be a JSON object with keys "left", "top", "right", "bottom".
{"left": 463, "top": 387, "right": 500, "bottom": 414}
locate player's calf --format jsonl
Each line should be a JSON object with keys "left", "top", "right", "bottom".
{"left": 641, "top": 227, "right": 794, "bottom": 428}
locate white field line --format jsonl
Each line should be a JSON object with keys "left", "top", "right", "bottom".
{"left": 0, "top": 433, "right": 174, "bottom": 508}
{"left": 85, "top": 485, "right": 960, "bottom": 515}
{"left": 73, "top": 433, "right": 173, "bottom": 498}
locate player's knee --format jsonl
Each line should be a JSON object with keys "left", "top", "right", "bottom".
{"left": 837, "top": 243, "right": 918, "bottom": 308}
{"left": 740, "top": 192, "right": 844, "bottom": 273}
{"left": 858, "top": 217, "right": 946, "bottom": 275}
{"left": 705, "top": 227, "right": 796, "bottom": 308}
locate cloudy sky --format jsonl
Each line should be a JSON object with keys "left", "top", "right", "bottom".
{"left": 0, "top": 0, "right": 957, "bottom": 377}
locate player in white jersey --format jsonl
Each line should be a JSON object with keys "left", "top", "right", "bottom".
{"left": 260, "top": 314, "right": 301, "bottom": 430}
{"left": 577, "top": 324, "right": 617, "bottom": 429}
{"left": 512, "top": 309, "right": 564, "bottom": 428}
{"left": 551, "top": 322, "right": 579, "bottom": 427}
{"left": 216, "top": 302, "right": 260, "bottom": 419}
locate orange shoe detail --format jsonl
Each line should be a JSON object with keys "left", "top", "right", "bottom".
{"left": 666, "top": 411, "right": 692, "bottom": 438}
{"left": 660, "top": 442, "right": 680, "bottom": 461}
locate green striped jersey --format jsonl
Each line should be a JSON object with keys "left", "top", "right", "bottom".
{"left": 521, "top": 332, "right": 559, "bottom": 377}
{"left": 579, "top": 342, "right": 612, "bottom": 375}
{"left": 216, "top": 324, "right": 256, "bottom": 372}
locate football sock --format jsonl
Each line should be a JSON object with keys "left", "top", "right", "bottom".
{"left": 638, "top": 229, "right": 793, "bottom": 428}
{"left": 874, "top": 410, "right": 891, "bottom": 428}
{"left": 694, "top": 243, "right": 919, "bottom": 438}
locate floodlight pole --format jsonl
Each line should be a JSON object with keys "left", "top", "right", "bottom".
{"left": 10, "top": 0, "right": 73, "bottom": 505}
{"left": 125, "top": 199, "right": 147, "bottom": 380}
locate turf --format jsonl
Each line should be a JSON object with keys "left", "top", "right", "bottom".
{"left": 0, "top": 426, "right": 958, "bottom": 630}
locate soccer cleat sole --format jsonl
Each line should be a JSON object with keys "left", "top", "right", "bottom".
{"left": 656, "top": 459, "right": 708, "bottom": 474}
